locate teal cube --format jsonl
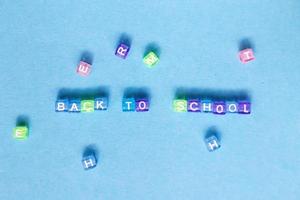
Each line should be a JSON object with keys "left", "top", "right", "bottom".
{"left": 82, "top": 154, "right": 97, "bottom": 170}
{"left": 122, "top": 98, "right": 135, "bottom": 112}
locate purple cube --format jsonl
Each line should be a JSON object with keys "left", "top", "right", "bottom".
{"left": 213, "top": 101, "right": 226, "bottom": 115}
{"left": 238, "top": 101, "right": 251, "bottom": 114}
{"left": 136, "top": 99, "right": 149, "bottom": 112}
{"left": 187, "top": 99, "right": 201, "bottom": 112}
{"left": 115, "top": 43, "right": 130, "bottom": 59}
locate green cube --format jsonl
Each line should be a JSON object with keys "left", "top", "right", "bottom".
{"left": 143, "top": 51, "right": 159, "bottom": 67}
{"left": 173, "top": 99, "right": 187, "bottom": 112}
{"left": 13, "top": 126, "right": 29, "bottom": 140}
{"left": 81, "top": 100, "right": 95, "bottom": 113}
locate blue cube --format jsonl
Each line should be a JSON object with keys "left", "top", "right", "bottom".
{"left": 82, "top": 155, "right": 97, "bottom": 170}
{"left": 68, "top": 99, "right": 81, "bottom": 112}
{"left": 205, "top": 136, "right": 221, "bottom": 152}
{"left": 122, "top": 98, "right": 135, "bottom": 112}
{"left": 94, "top": 97, "right": 108, "bottom": 111}
{"left": 55, "top": 99, "right": 69, "bottom": 112}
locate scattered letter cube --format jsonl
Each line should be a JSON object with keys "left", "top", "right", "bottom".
{"left": 81, "top": 100, "right": 95, "bottom": 113}
{"left": 77, "top": 61, "right": 92, "bottom": 76}
{"left": 143, "top": 51, "right": 159, "bottom": 67}
{"left": 213, "top": 101, "right": 226, "bottom": 115}
{"left": 122, "top": 98, "right": 136, "bottom": 112}
{"left": 239, "top": 48, "right": 255, "bottom": 63}
{"left": 82, "top": 154, "right": 97, "bottom": 170}
{"left": 115, "top": 43, "right": 130, "bottom": 59}
{"left": 173, "top": 99, "right": 187, "bottom": 112}
{"left": 136, "top": 99, "right": 149, "bottom": 112}
{"left": 13, "top": 126, "right": 29, "bottom": 140}
{"left": 205, "top": 136, "right": 221, "bottom": 152}
{"left": 56, "top": 99, "right": 69, "bottom": 112}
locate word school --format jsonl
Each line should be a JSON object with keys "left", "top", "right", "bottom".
{"left": 173, "top": 99, "right": 251, "bottom": 114}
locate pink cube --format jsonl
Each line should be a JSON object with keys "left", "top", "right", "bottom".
{"left": 77, "top": 61, "right": 91, "bottom": 76}
{"left": 239, "top": 48, "right": 255, "bottom": 63}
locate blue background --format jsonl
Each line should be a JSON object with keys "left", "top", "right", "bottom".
{"left": 1, "top": 1, "right": 300, "bottom": 199}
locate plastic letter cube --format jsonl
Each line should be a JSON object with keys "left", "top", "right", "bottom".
{"left": 239, "top": 48, "right": 255, "bottom": 63}
{"left": 205, "top": 136, "right": 221, "bottom": 152}
{"left": 68, "top": 99, "right": 81, "bottom": 112}
{"left": 122, "top": 98, "right": 136, "bottom": 112}
{"left": 187, "top": 99, "right": 201, "bottom": 112}
{"left": 143, "top": 51, "right": 159, "bottom": 67}
{"left": 115, "top": 43, "right": 130, "bottom": 59}
{"left": 13, "top": 126, "right": 29, "bottom": 140}
{"left": 56, "top": 99, "right": 69, "bottom": 112}
{"left": 226, "top": 101, "right": 238, "bottom": 113}
{"left": 77, "top": 61, "right": 92, "bottom": 76}
{"left": 82, "top": 154, "right": 97, "bottom": 170}
{"left": 201, "top": 100, "right": 213, "bottom": 113}
{"left": 238, "top": 101, "right": 251, "bottom": 114}
{"left": 136, "top": 99, "right": 149, "bottom": 112}
{"left": 94, "top": 97, "right": 108, "bottom": 111}
{"left": 81, "top": 100, "right": 95, "bottom": 113}
{"left": 213, "top": 101, "right": 226, "bottom": 115}
{"left": 173, "top": 99, "right": 187, "bottom": 112}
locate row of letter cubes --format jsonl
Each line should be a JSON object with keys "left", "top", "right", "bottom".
{"left": 173, "top": 99, "right": 251, "bottom": 114}
{"left": 56, "top": 98, "right": 250, "bottom": 114}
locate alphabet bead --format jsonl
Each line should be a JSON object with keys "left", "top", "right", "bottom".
{"left": 187, "top": 99, "right": 201, "bottom": 112}
{"left": 76, "top": 61, "right": 92, "bottom": 76}
{"left": 115, "top": 43, "right": 130, "bottom": 59}
{"left": 205, "top": 136, "right": 221, "bottom": 152}
{"left": 136, "top": 99, "right": 149, "bottom": 112}
{"left": 239, "top": 48, "right": 255, "bottom": 63}
{"left": 213, "top": 101, "right": 226, "bottom": 115}
{"left": 122, "top": 98, "right": 136, "bottom": 112}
